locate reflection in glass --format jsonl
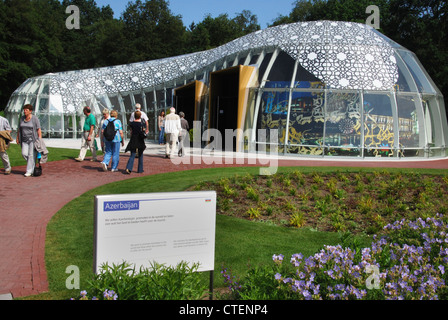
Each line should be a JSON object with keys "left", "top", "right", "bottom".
{"left": 396, "top": 95, "right": 420, "bottom": 150}
{"left": 363, "top": 93, "right": 395, "bottom": 157}
{"left": 287, "top": 90, "right": 325, "bottom": 155}
{"left": 324, "top": 92, "right": 361, "bottom": 156}
{"left": 259, "top": 89, "right": 289, "bottom": 148}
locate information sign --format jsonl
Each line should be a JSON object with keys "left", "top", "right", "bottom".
{"left": 94, "top": 191, "right": 217, "bottom": 274}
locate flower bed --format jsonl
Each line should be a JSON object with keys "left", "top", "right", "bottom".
{"left": 223, "top": 214, "right": 448, "bottom": 300}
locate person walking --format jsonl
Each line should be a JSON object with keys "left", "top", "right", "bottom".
{"left": 125, "top": 111, "right": 146, "bottom": 174}
{"left": 129, "top": 104, "right": 149, "bottom": 135}
{"left": 0, "top": 115, "right": 13, "bottom": 175}
{"left": 164, "top": 107, "right": 181, "bottom": 159}
{"left": 96, "top": 108, "right": 110, "bottom": 154}
{"left": 75, "top": 106, "right": 97, "bottom": 162}
{"left": 129, "top": 103, "right": 148, "bottom": 158}
{"left": 158, "top": 110, "right": 166, "bottom": 145}
{"left": 16, "top": 104, "right": 42, "bottom": 177}
{"left": 100, "top": 110, "right": 124, "bottom": 172}
{"left": 178, "top": 112, "right": 189, "bottom": 157}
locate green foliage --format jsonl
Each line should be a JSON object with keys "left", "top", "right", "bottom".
{"left": 80, "top": 261, "right": 207, "bottom": 300}
{"left": 289, "top": 211, "right": 306, "bottom": 228}
{"left": 247, "top": 207, "right": 261, "bottom": 220}
{"left": 223, "top": 214, "right": 448, "bottom": 300}
{"left": 0, "top": 0, "right": 260, "bottom": 111}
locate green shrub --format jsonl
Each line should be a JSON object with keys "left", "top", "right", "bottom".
{"left": 74, "top": 261, "right": 207, "bottom": 300}
{"left": 222, "top": 214, "right": 448, "bottom": 300}
{"left": 289, "top": 211, "right": 306, "bottom": 228}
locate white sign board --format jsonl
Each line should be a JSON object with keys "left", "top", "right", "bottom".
{"left": 94, "top": 191, "right": 216, "bottom": 274}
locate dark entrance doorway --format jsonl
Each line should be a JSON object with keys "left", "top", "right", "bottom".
{"left": 173, "top": 82, "right": 196, "bottom": 129}
{"left": 210, "top": 67, "right": 240, "bottom": 151}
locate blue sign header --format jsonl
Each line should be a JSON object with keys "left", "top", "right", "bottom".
{"left": 104, "top": 201, "right": 140, "bottom": 212}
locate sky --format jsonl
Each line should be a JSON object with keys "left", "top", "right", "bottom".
{"left": 94, "top": 0, "right": 296, "bottom": 28}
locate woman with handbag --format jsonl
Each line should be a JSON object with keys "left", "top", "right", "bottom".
{"left": 16, "top": 104, "right": 42, "bottom": 177}
{"left": 124, "top": 111, "right": 146, "bottom": 174}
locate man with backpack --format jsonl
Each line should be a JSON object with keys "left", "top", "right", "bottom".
{"left": 75, "top": 106, "right": 97, "bottom": 162}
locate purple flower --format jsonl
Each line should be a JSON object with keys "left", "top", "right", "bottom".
{"left": 438, "top": 265, "right": 445, "bottom": 275}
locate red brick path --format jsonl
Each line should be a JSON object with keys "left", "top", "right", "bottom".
{"left": 1, "top": 153, "right": 447, "bottom": 298}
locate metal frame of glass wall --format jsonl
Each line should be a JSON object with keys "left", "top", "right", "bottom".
{"left": 5, "top": 45, "right": 447, "bottom": 159}
{"left": 249, "top": 47, "right": 447, "bottom": 158}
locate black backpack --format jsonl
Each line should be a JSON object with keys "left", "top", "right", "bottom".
{"left": 103, "top": 119, "right": 117, "bottom": 141}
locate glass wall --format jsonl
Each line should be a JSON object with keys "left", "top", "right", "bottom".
{"left": 251, "top": 45, "right": 446, "bottom": 158}
{"left": 5, "top": 21, "right": 447, "bottom": 159}
{"left": 396, "top": 94, "right": 424, "bottom": 156}
{"left": 363, "top": 93, "right": 396, "bottom": 157}
{"left": 324, "top": 92, "right": 361, "bottom": 157}
{"left": 287, "top": 90, "right": 325, "bottom": 155}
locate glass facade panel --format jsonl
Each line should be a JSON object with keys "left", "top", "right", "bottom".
{"left": 96, "top": 94, "right": 111, "bottom": 111}
{"left": 156, "top": 90, "right": 166, "bottom": 111}
{"left": 38, "top": 97, "right": 49, "bottom": 113}
{"left": 258, "top": 90, "right": 289, "bottom": 148}
{"left": 40, "top": 81, "right": 50, "bottom": 95}
{"left": 363, "top": 93, "right": 395, "bottom": 157}
{"left": 422, "top": 97, "right": 435, "bottom": 145}
{"left": 122, "top": 94, "right": 133, "bottom": 112}
{"left": 267, "top": 51, "right": 295, "bottom": 82}
{"left": 400, "top": 50, "right": 436, "bottom": 94}
{"left": 258, "top": 52, "right": 273, "bottom": 82}
{"left": 395, "top": 66, "right": 413, "bottom": 92}
{"left": 108, "top": 95, "right": 120, "bottom": 111}
{"left": 64, "top": 114, "right": 75, "bottom": 138}
{"left": 166, "top": 88, "right": 173, "bottom": 108}
{"left": 287, "top": 90, "right": 325, "bottom": 155}
{"left": 75, "top": 115, "right": 82, "bottom": 138}
{"left": 39, "top": 113, "right": 49, "bottom": 138}
{"left": 49, "top": 114, "right": 64, "bottom": 138}
{"left": 145, "top": 90, "right": 155, "bottom": 112}
{"left": 324, "top": 92, "right": 361, "bottom": 156}
{"left": 133, "top": 92, "right": 144, "bottom": 111}
{"left": 396, "top": 94, "right": 421, "bottom": 151}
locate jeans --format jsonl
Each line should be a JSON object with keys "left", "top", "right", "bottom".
{"left": 126, "top": 149, "right": 144, "bottom": 173}
{"left": 102, "top": 140, "right": 121, "bottom": 170}
{"left": 21, "top": 141, "right": 36, "bottom": 175}
{"left": 159, "top": 127, "right": 165, "bottom": 144}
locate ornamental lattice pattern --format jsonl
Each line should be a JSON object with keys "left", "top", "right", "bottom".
{"left": 49, "top": 21, "right": 399, "bottom": 113}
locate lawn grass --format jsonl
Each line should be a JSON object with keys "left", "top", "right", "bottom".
{"left": 9, "top": 143, "right": 447, "bottom": 300}
{"left": 39, "top": 164, "right": 448, "bottom": 300}
{"left": 5, "top": 143, "right": 101, "bottom": 168}
{"left": 40, "top": 167, "right": 345, "bottom": 300}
